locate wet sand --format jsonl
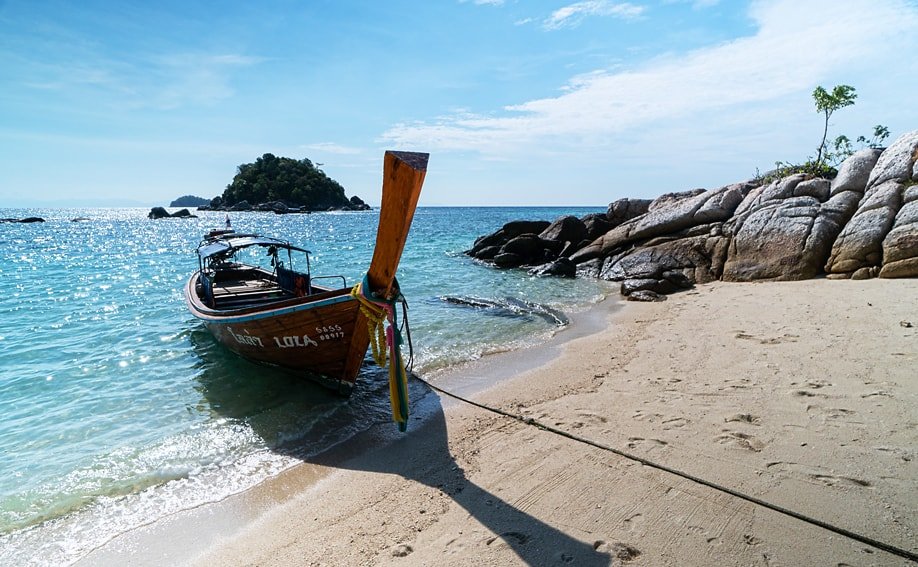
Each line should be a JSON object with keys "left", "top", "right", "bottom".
{"left": 96, "top": 279, "right": 918, "bottom": 566}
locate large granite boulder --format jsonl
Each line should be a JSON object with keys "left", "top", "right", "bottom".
{"left": 722, "top": 176, "right": 856, "bottom": 281}
{"left": 529, "top": 258, "right": 577, "bottom": 278}
{"left": 581, "top": 213, "right": 614, "bottom": 241}
{"left": 826, "top": 130, "right": 918, "bottom": 277}
{"left": 466, "top": 220, "right": 550, "bottom": 258}
{"left": 607, "top": 198, "right": 653, "bottom": 226}
{"left": 830, "top": 148, "right": 883, "bottom": 196}
{"left": 879, "top": 184, "right": 918, "bottom": 278}
{"left": 570, "top": 182, "right": 756, "bottom": 264}
{"left": 599, "top": 232, "right": 727, "bottom": 288}
{"left": 538, "top": 215, "right": 587, "bottom": 246}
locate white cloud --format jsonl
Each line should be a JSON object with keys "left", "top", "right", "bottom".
{"left": 382, "top": 0, "right": 918, "bottom": 157}
{"left": 459, "top": 0, "right": 505, "bottom": 5}
{"left": 543, "top": 1, "right": 646, "bottom": 30}
{"left": 300, "top": 142, "right": 364, "bottom": 155}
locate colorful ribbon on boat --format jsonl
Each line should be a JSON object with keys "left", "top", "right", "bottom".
{"left": 351, "top": 275, "right": 409, "bottom": 432}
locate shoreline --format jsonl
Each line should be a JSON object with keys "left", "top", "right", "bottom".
{"left": 82, "top": 279, "right": 916, "bottom": 566}
{"left": 74, "top": 292, "right": 623, "bottom": 566}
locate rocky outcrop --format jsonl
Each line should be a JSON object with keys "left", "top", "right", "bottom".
{"left": 826, "top": 131, "right": 918, "bottom": 278}
{"left": 0, "top": 217, "right": 45, "bottom": 223}
{"left": 879, "top": 183, "right": 918, "bottom": 277}
{"left": 467, "top": 130, "right": 918, "bottom": 297}
{"left": 569, "top": 182, "right": 756, "bottom": 265}
{"left": 721, "top": 175, "right": 861, "bottom": 281}
{"left": 148, "top": 207, "right": 198, "bottom": 219}
{"left": 349, "top": 195, "right": 371, "bottom": 211}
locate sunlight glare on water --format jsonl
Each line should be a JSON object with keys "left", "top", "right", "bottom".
{"left": 0, "top": 206, "right": 612, "bottom": 565}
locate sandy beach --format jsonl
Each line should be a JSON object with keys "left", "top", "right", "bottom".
{"left": 92, "top": 279, "right": 916, "bottom": 566}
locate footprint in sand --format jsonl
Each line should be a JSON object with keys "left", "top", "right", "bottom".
{"left": 725, "top": 413, "right": 760, "bottom": 425}
{"left": 715, "top": 430, "right": 765, "bottom": 452}
{"left": 593, "top": 541, "right": 641, "bottom": 561}
{"left": 662, "top": 417, "right": 690, "bottom": 430}
{"left": 809, "top": 474, "right": 873, "bottom": 488}
{"left": 766, "top": 462, "right": 873, "bottom": 488}
{"left": 622, "top": 513, "right": 643, "bottom": 533}
{"left": 575, "top": 410, "right": 609, "bottom": 424}
{"left": 632, "top": 409, "right": 663, "bottom": 422}
{"left": 734, "top": 331, "right": 799, "bottom": 344}
{"left": 486, "top": 531, "right": 529, "bottom": 547}
{"left": 626, "top": 437, "right": 668, "bottom": 449}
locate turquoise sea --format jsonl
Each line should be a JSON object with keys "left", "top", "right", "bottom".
{"left": 0, "top": 206, "right": 613, "bottom": 565}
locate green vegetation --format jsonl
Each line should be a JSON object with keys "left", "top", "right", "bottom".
{"left": 758, "top": 85, "right": 890, "bottom": 183}
{"left": 220, "top": 153, "right": 352, "bottom": 210}
{"left": 170, "top": 195, "right": 210, "bottom": 207}
{"left": 813, "top": 84, "right": 857, "bottom": 165}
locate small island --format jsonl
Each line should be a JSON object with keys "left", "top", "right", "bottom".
{"left": 203, "top": 153, "right": 370, "bottom": 213}
{"left": 170, "top": 195, "right": 210, "bottom": 208}
{"left": 157, "top": 153, "right": 371, "bottom": 219}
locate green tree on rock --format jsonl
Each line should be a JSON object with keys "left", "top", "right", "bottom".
{"left": 812, "top": 85, "right": 857, "bottom": 166}
{"left": 222, "top": 154, "right": 352, "bottom": 210}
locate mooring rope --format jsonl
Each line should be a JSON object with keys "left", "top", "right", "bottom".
{"left": 351, "top": 276, "right": 410, "bottom": 432}
{"left": 411, "top": 374, "right": 918, "bottom": 563}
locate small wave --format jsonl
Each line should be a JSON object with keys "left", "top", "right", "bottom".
{"left": 438, "top": 295, "right": 569, "bottom": 327}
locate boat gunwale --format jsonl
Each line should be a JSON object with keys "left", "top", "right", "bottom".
{"left": 184, "top": 272, "right": 356, "bottom": 324}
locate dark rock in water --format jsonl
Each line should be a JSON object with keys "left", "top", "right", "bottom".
{"left": 503, "top": 220, "right": 551, "bottom": 237}
{"left": 148, "top": 206, "right": 198, "bottom": 219}
{"left": 529, "top": 258, "right": 576, "bottom": 278}
{"left": 349, "top": 195, "right": 371, "bottom": 210}
{"left": 626, "top": 290, "right": 667, "bottom": 302}
{"left": 148, "top": 207, "right": 170, "bottom": 219}
{"left": 465, "top": 219, "right": 550, "bottom": 259}
{"left": 492, "top": 252, "right": 525, "bottom": 268}
{"left": 1, "top": 217, "right": 46, "bottom": 223}
{"left": 71, "top": 217, "right": 91, "bottom": 222}
{"left": 439, "top": 295, "right": 568, "bottom": 326}
{"left": 230, "top": 200, "right": 252, "bottom": 211}
{"left": 474, "top": 245, "right": 501, "bottom": 260}
{"left": 539, "top": 216, "right": 587, "bottom": 246}
{"left": 501, "top": 234, "right": 544, "bottom": 258}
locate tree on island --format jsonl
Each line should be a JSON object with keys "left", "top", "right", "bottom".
{"left": 219, "top": 153, "right": 358, "bottom": 211}
{"left": 170, "top": 195, "right": 211, "bottom": 207}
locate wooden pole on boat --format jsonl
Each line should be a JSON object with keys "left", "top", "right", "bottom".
{"left": 366, "top": 151, "right": 428, "bottom": 298}
{"left": 340, "top": 151, "right": 428, "bottom": 389}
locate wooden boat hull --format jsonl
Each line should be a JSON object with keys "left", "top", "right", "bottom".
{"left": 185, "top": 275, "right": 364, "bottom": 393}
{"left": 185, "top": 151, "right": 428, "bottom": 395}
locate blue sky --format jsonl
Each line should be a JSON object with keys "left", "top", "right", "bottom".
{"left": 1, "top": 0, "right": 917, "bottom": 207}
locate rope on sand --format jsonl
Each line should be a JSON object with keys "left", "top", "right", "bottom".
{"left": 412, "top": 374, "right": 918, "bottom": 563}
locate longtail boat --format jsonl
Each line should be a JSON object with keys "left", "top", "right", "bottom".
{"left": 184, "top": 151, "right": 427, "bottom": 427}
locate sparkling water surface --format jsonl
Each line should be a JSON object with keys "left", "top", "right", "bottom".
{"left": 0, "top": 207, "right": 612, "bottom": 565}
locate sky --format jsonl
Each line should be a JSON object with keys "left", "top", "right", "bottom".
{"left": 1, "top": 0, "right": 917, "bottom": 207}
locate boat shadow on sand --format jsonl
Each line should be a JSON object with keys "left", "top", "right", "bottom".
{"left": 191, "top": 328, "right": 610, "bottom": 566}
